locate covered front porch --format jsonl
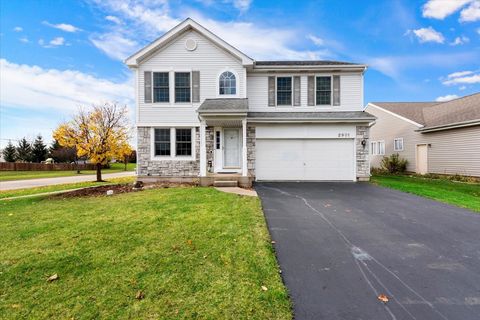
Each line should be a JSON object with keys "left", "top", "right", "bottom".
{"left": 197, "top": 98, "right": 252, "bottom": 187}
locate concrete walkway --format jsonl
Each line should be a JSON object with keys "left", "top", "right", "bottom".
{"left": 215, "top": 187, "right": 257, "bottom": 197}
{"left": 0, "top": 171, "right": 135, "bottom": 191}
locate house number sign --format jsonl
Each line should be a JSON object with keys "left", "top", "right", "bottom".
{"left": 337, "top": 132, "right": 351, "bottom": 138}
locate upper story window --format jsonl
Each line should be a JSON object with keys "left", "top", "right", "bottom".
{"left": 276, "top": 77, "right": 292, "bottom": 106}
{"left": 175, "top": 72, "right": 191, "bottom": 103}
{"left": 219, "top": 71, "right": 236, "bottom": 95}
{"left": 316, "top": 76, "right": 331, "bottom": 105}
{"left": 153, "top": 72, "right": 169, "bottom": 103}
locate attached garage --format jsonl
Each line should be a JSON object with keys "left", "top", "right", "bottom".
{"left": 255, "top": 124, "right": 357, "bottom": 181}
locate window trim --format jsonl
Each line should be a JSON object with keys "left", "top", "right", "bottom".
{"left": 275, "top": 76, "right": 293, "bottom": 107}
{"left": 174, "top": 72, "right": 192, "bottom": 103}
{"left": 370, "top": 140, "right": 385, "bottom": 156}
{"left": 315, "top": 75, "right": 332, "bottom": 106}
{"left": 150, "top": 127, "right": 196, "bottom": 161}
{"left": 152, "top": 72, "right": 170, "bottom": 103}
{"left": 216, "top": 69, "right": 239, "bottom": 98}
{"left": 394, "top": 138, "right": 404, "bottom": 152}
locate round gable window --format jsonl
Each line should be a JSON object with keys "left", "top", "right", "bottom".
{"left": 185, "top": 38, "right": 197, "bottom": 51}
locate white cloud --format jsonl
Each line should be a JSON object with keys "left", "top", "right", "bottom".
{"left": 422, "top": 0, "right": 472, "bottom": 19}
{"left": 230, "top": 0, "right": 252, "bottom": 12}
{"left": 90, "top": 32, "right": 139, "bottom": 61}
{"left": 459, "top": 86, "right": 467, "bottom": 90}
{"left": 19, "top": 37, "right": 29, "bottom": 43}
{"left": 447, "top": 70, "right": 473, "bottom": 78}
{"left": 105, "top": 15, "right": 122, "bottom": 24}
{"left": 443, "top": 70, "right": 480, "bottom": 85}
{"left": 89, "top": 0, "right": 336, "bottom": 61}
{"left": 0, "top": 59, "right": 133, "bottom": 112}
{"left": 307, "top": 34, "right": 324, "bottom": 46}
{"left": 460, "top": 0, "right": 480, "bottom": 22}
{"left": 50, "top": 37, "right": 65, "bottom": 46}
{"left": 42, "top": 21, "right": 82, "bottom": 32}
{"left": 38, "top": 37, "right": 66, "bottom": 48}
{"left": 450, "top": 35, "right": 469, "bottom": 45}
{"left": 409, "top": 27, "right": 445, "bottom": 43}
{"left": 436, "top": 94, "right": 459, "bottom": 102}
{"left": 13, "top": 26, "right": 23, "bottom": 32}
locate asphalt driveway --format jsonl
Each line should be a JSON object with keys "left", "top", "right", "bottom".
{"left": 256, "top": 182, "right": 480, "bottom": 320}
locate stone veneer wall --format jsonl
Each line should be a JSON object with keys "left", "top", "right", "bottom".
{"left": 137, "top": 127, "right": 200, "bottom": 177}
{"left": 356, "top": 125, "right": 370, "bottom": 180}
{"left": 247, "top": 126, "right": 256, "bottom": 177}
{"left": 205, "top": 127, "right": 214, "bottom": 172}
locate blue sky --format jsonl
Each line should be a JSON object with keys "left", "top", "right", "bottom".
{"left": 1, "top": 0, "right": 479, "bottom": 147}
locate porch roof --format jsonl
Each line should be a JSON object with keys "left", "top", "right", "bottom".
{"left": 197, "top": 98, "right": 249, "bottom": 114}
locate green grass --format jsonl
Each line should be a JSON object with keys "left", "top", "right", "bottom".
{"left": 0, "top": 177, "right": 135, "bottom": 199}
{"left": 0, "top": 163, "right": 136, "bottom": 181}
{"left": 0, "top": 188, "right": 292, "bottom": 319}
{"left": 371, "top": 174, "right": 480, "bottom": 212}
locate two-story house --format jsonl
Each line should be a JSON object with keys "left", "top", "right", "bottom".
{"left": 126, "top": 18, "right": 375, "bottom": 187}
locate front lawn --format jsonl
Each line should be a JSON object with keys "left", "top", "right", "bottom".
{"left": 371, "top": 174, "right": 480, "bottom": 212}
{"left": 0, "top": 188, "right": 291, "bottom": 319}
{"left": 0, "top": 163, "right": 136, "bottom": 181}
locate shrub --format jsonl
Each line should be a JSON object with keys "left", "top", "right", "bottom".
{"left": 380, "top": 153, "right": 408, "bottom": 174}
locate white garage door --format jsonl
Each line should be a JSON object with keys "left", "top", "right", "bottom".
{"left": 256, "top": 139, "right": 355, "bottom": 181}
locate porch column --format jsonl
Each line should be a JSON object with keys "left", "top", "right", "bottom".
{"left": 242, "top": 119, "right": 248, "bottom": 177}
{"left": 200, "top": 120, "right": 207, "bottom": 177}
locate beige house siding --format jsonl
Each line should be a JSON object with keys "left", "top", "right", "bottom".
{"left": 367, "top": 104, "right": 480, "bottom": 177}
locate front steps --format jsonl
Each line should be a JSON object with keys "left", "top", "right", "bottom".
{"left": 213, "top": 180, "right": 238, "bottom": 187}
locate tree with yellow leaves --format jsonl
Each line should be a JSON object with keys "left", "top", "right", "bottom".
{"left": 53, "top": 103, "right": 131, "bottom": 182}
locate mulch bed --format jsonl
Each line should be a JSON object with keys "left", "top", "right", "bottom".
{"left": 49, "top": 182, "right": 197, "bottom": 199}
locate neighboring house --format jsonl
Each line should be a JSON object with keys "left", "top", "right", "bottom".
{"left": 126, "top": 18, "right": 375, "bottom": 187}
{"left": 366, "top": 92, "right": 480, "bottom": 177}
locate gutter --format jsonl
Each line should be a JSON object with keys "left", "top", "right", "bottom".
{"left": 416, "top": 119, "right": 480, "bottom": 133}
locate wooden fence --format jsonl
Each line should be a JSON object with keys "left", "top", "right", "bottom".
{"left": 0, "top": 162, "right": 97, "bottom": 171}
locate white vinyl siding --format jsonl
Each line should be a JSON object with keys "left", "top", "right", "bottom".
{"left": 247, "top": 73, "right": 363, "bottom": 111}
{"left": 137, "top": 30, "right": 246, "bottom": 125}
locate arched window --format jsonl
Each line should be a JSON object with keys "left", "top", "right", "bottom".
{"left": 219, "top": 71, "right": 236, "bottom": 95}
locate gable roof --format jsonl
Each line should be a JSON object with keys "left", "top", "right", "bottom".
{"left": 368, "top": 92, "right": 480, "bottom": 132}
{"left": 197, "top": 98, "right": 248, "bottom": 114}
{"left": 125, "top": 18, "right": 254, "bottom": 67}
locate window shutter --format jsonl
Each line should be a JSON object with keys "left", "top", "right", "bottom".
{"left": 333, "top": 75, "right": 340, "bottom": 106}
{"left": 307, "top": 76, "right": 314, "bottom": 106}
{"left": 192, "top": 71, "right": 200, "bottom": 103}
{"left": 268, "top": 76, "right": 276, "bottom": 106}
{"left": 144, "top": 71, "right": 152, "bottom": 103}
{"left": 293, "top": 76, "right": 301, "bottom": 106}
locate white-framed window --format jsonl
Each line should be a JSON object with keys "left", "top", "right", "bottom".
{"left": 219, "top": 71, "right": 236, "bottom": 95}
{"left": 394, "top": 138, "right": 404, "bottom": 151}
{"left": 174, "top": 72, "right": 191, "bottom": 103}
{"left": 316, "top": 76, "right": 332, "bottom": 106}
{"left": 152, "top": 72, "right": 169, "bottom": 103}
{"left": 276, "top": 76, "right": 292, "bottom": 106}
{"left": 370, "top": 140, "right": 385, "bottom": 155}
{"left": 152, "top": 127, "right": 195, "bottom": 160}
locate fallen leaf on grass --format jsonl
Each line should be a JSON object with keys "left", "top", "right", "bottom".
{"left": 187, "top": 240, "right": 192, "bottom": 245}
{"left": 378, "top": 294, "right": 389, "bottom": 303}
{"left": 47, "top": 274, "right": 59, "bottom": 282}
{"left": 135, "top": 290, "right": 145, "bottom": 300}
{"left": 261, "top": 286, "right": 268, "bottom": 291}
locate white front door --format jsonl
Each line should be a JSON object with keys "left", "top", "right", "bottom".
{"left": 223, "top": 128, "right": 240, "bottom": 168}
{"left": 416, "top": 144, "right": 428, "bottom": 175}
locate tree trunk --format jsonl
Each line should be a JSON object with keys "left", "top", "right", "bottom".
{"left": 124, "top": 158, "right": 127, "bottom": 171}
{"left": 96, "top": 163, "right": 102, "bottom": 182}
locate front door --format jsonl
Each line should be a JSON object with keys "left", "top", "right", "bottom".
{"left": 223, "top": 128, "right": 240, "bottom": 168}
